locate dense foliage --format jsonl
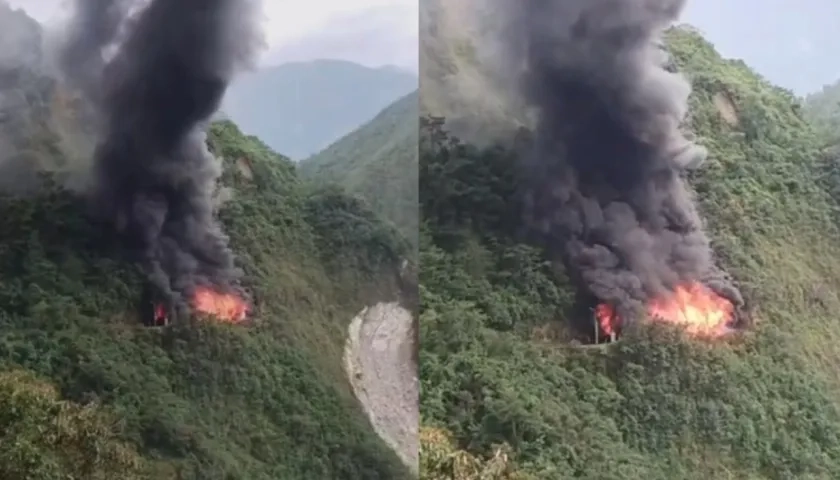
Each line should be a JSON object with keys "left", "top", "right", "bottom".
{"left": 420, "top": 27, "right": 840, "bottom": 479}
{"left": 300, "top": 91, "right": 419, "bottom": 252}
{"left": 804, "top": 82, "right": 840, "bottom": 147}
{"left": 0, "top": 120, "right": 413, "bottom": 479}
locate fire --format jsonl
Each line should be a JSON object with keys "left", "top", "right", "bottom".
{"left": 191, "top": 286, "right": 249, "bottom": 323}
{"left": 595, "top": 303, "right": 619, "bottom": 338}
{"left": 153, "top": 304, "right": 168, "bottom": 326}
{"left": 595, "top": 282, "right": 734, "bottom": 339}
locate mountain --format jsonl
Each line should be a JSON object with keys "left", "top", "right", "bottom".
{"left": 0, "top": 7, "right": 415, "bottom": 480}
{"left": 299, "top": 90, "right": 418, "bottom": 250}
{"left": 0, "top": 123, "right": 416, "bottom": 479}
{"left": 222, "top": 59, "right": 417, "bottom": 160}
{"left": 420, "top": 14, "right": 840, "bottom": 480}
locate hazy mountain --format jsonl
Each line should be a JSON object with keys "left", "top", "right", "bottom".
{"left": 222, "top": 59, "right": 417, "bottom": 160}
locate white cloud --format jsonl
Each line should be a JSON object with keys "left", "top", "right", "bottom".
{"left": 266, "top": 3, "right": 418, "bottom": 71}
{"left": 262, "top": 0, "right": 414, "bottom": 46}
{"left": 4, "top": 0, "right": 418, "bottom": 69}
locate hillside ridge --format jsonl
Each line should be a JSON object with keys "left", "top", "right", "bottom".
{"left": 419, "top": 20, "right": 840, "bottom": 480}
{"left": 300, "top": 90, "right": 418, "bottom": 249}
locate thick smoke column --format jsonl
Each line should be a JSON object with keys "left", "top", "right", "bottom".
{"left": 60, "top": 0, "right": 263, "bottom": 313}
{"left": 508, "top": 0, "right": 742, "bottom": 322}
{"left": 58, "top": 0, "right": 131, "bottom": 102}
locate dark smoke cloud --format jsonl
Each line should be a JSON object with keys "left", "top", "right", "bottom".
{"left": 508, "top": 0, "right": 742, "bottom": 323}
{"left": 59, "top": 0, "right": 264, "bottom": 314}
{"left": 58, "top": 0, "right": 130, "bottom": 101}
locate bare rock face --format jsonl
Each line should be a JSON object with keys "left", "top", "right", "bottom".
{"left": 344, "top": 302, "right": 419, "bottom": 475}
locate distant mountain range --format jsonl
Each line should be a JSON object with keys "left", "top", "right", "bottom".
{"left": 221, "top": 59, "right": 417, "bottom": 160}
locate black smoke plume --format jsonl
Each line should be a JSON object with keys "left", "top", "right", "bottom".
{"left": 509, "top": 0, "right": 742, "bottom": 324}
{"left": 59, "top": 0, "right": 263, "bottom": 315}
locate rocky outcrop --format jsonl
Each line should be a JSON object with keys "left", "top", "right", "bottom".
{"left": 344, "top": 302, "right": 419, "bottom": 475}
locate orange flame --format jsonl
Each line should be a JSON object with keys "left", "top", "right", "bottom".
{"left": 191, "top": 286, "right": 248, "bottom": 323}
{"left": 595, "top": 282, "right": 734, "bottom": 339}
{"left": 595, "top": 303, "right": 619, "bottom": 338}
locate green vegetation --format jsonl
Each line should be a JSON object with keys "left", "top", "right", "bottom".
{"left": 301, "top": 91, "right": 419, "bottom": 250}
{"left": 0, "top": 119, "right": 413, "bottom": 479}
{"left": 420, "top": 426, "right": 527, "bottom": 479}
{"left": 0, "top": 368, "right": 168, "bottom": 479}
{"left": 805, "top": 81, "right": 840, "bottom": 150}
{"left": 420, "top": 27, "right": 840, "bottom": 479}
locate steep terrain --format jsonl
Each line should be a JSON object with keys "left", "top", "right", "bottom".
{"left": 297, "top": 88, "right": 420, "bottom": 472}
{"left": 344, "top": 301, "right": 418, "bottom": 472}
{"left": 221, "top": 59, "right": 417, "bottom": 160}
{"left": 0, "top": 119, "right": 415, "bottom": 480}
{"left": 420, "top": 23, "right": 840, "bottom": 480}
{"left": 300, "top": 90, "right": 419, "bottom": 249}
{"left": 0, "top": 7, "right": 415, "bottom": 479}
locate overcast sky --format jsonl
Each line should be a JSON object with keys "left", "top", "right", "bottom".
{"left": 681, "top": 0, "right": 838, "bottom": 94}
{"left": 5, "top": 0, "right": 418, "bottom": 73}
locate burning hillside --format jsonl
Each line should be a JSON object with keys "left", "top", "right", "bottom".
{"left": 419, "top": 0, "right": 840, "bottom": 477}
{"left": 0, "top": 3, "right": 415, "bottom": 478}
{"left": 497, "top": 0, "right": 745, "bottom": 342}
{"left": 151, "top": 286, "right": 249, "bottom": 326}
{"left": 594, "top": 281, "right": 737, "bottom": 342}
{"left": 192, "top": 286, "right": 249, "bottom": 322}
{"left": 58, "top": 0, "right": 261, "bottom": 320}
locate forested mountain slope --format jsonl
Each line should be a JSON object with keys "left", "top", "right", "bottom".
{"left": 300, "top": 91, "right": 418, "bottom": 249}
{"left": 419, "top": 26, "right": 840, "bottom": 480}
{"left": 0, "top": 118, "right": 414, "bottom": 479}
{"left": 0, "top": 7, "right": 414, "bottom": 478}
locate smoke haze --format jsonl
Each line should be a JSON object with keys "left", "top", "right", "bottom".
{"left": 498, "top": 0, "right": 743, "bottom": 322}
{"left": 59, "top": 0, "right": 264, "bottom": 314}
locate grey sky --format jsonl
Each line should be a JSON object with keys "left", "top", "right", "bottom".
{"left": 682, "top": 0, "right": 840, "bottom": 94}
{"left": 5, "top": 0, "right": 418, "bottom": 72}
